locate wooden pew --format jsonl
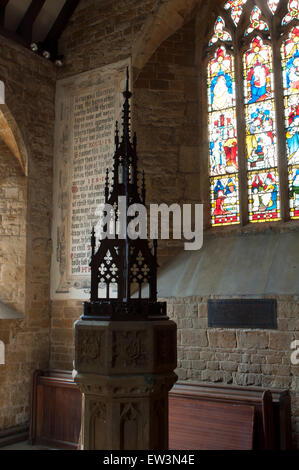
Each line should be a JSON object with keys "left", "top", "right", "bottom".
{"left": 169, "top": 382, "right": 292, "bottom": 450}
{"left": 29, "top": 370, "right": 292, "bottom": 450}
{"left": 29, "top": 370, "right": 81, "bottom": 450}
{"left": 169, "top": 397, "right": 255, "bottom": 450}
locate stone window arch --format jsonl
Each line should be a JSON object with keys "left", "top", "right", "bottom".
{"left": 205, "top": 0, "right": 298, "bottom": 227}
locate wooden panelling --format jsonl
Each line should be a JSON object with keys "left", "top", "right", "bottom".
{"left": 169, "top": 397, "right": 255, "bottom": 450}
{"left": 30, "top": 370, "right": 81, "bottom": 449}
{"left": 169, "top": 382, "right": 292, "bottom": 450}
{"left": 29, "top": 371, "right": 293, "bottom": 450}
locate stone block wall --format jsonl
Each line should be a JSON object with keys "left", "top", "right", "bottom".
{"left": 134, "top": 18, "right": 199, "bottom": 265}
{"left": 58, "top": 0, "right": 157, "bottom": 79}
{"left": 50, "top": 300, "right": 82, "bottom": 370}
{"left": 166, "top": 295, "right": 299, "bottom": 448}
{"left": 0, "top": 141, "right": 26, "bottom": 313}
{"left": 0, "top": 36, "right": 55, "bottom": 431}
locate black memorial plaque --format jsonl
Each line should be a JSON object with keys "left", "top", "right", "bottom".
{"left": 208, "top": 299, "right": 277, "bottom": 329}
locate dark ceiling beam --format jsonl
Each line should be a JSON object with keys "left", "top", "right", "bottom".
{"left": 0, "top": 24, "right": 28, "bottom": 47}
{"left": 0, "top": 0, "right": 10, "bottom": 27}
{"left": 42, "top": 0, "right": 80, "bottom": 57}
{"left": 16, "top": 0, "right": 46, "bottom": 43}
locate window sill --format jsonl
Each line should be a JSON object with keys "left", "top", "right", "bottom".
{"left": 0, "top": 301, "right": 24, "bottom": 320}
{"left": 206, "top": 218, "right": 299, "bottom": 238}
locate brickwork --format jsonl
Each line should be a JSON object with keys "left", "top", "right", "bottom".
{"left": 50, "top": 300, "right": 82, "bottom": 370}
{"left": 166, "top": 295, "right": 299, "bottom": 448}
{"left": 58, "top": 0, "right": 157, "bottom": 79}
{"left": 0, "top": 35, "right": 55, "bottom": 430}
{"left": 0, "top": 141, "right": 26, "bottom": 312}
{"left": 134, "top": 18, "right": 199, "bottom": 265}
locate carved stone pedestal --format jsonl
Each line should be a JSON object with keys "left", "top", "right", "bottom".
{"left": 73, "top": 319, "right": 177, "bottom": 450}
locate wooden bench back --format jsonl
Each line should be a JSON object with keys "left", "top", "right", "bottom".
{"left": 29, "top": 371, "right": 292, "bottom": 450}
{"left": 30, "top": 370, "right": 81, "bottom": 449}
{"left": 169, "top": 396, "right": 255, "bottom": 450}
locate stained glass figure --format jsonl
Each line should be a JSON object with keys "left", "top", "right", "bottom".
{"left": 281, "top": 26, "right": 299, "bottom": 219}
{"left": 208, "top": 48, "right": 235, "bottom": 111}
{"left": 209, "top": 110, "right": 238, "bottom": 175}
{"left": 210, "top": 175, "right": 240, "bottom": 226}
{"left": 281, "top": 27, "right": 299, "bottom": 164}
{"left": 244, "top": 37, "right": 273, "bottom": 104}
{"left": 285, "top": 94, "right": 299, "bottom": 163}
{"left": 246, "top": 102, "right": 277, "bottom": 170}
{"left": 268, "top": 0, "right": 280, "bottom": 14}
{"left": 244, "top": 36, "right": 280, "bottom": 222}
{"left": 246, "top": 6, "right": 269, "bottom": 35}
{"left": 289, "top": 167, "right": 299, "bottom": 218}
{"left": 209, "top": 17, "right": 232, "bottom": 46}
{"left": 224, "top": 0, "right": 247, "bottom": 26}
{"left": 282, "top": 0, "right": 299, "bottom": 25}
{"left": 208, "top": 46, "right": 240, "bottom": 226}
{"left": 248, "top": 170, "right": 280, "bottom": 222}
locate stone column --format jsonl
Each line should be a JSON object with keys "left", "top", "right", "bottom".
{"left": 73, "top": 319, "right": 177, "bottom": 450}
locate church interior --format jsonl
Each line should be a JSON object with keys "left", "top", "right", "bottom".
{"left": 0, "top": 0, "right": 298, "bottom": 451}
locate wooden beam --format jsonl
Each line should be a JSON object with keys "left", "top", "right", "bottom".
{"left": 42, "top": 0, "right": 80, "bottom": 57}
{"left": 0, "top": 0, "right": 10, "bottom": 27}
{"left": 16, "top": 0, "right": 46, "bottom": 43}
{"left": 0, "top": 24, "right": 28, "bottom": 47}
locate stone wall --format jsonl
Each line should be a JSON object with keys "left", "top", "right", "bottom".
{"left": 0, "top": 141, "right": 26, "bottom": 313}
{"left": 50, "top": 300, "right": 82, "bottom": 370}
{"left": 166, "top": 296, "right": 299, "bottom": 448}
{"left": 134, "top": 17, "right": 199, "bottom": 265}
{"left": 167, "top": 296, "right": 299, "bottom": 446}
{"left": 0, "top": 36, "right": 55, "bottom": 431}
{"left": 58, "top": 0, "right": 157, "bottom": 79}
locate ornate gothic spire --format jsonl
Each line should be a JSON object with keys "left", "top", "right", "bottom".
{"left": 82, "top": 68, "right": 166, "bottom": 322}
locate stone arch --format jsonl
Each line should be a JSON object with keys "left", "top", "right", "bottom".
{"left": 0, "top": 103, "right": 28, "bottom": 175}
{"left": 132, "top": 0, "right": 224, "bottom": 79}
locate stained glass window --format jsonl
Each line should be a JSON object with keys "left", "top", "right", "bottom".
{"left": 281, "top": 26, "right": 299, "bottom": 219}
{"left": 224, "top": 0, "right": 247, "bottom": 26}
{"left": 268, "top": 0, "right": 280, "bottom": 14}
{"left": 208, "top": 47, "right": 240, "bottom": 226}
{"left": 282, "top": 0, "right": 299, "bottom": 25}
{"left": 246, "top": 6, "right": 269, "bottom": 35}
{"left": 209, "top": 17, "right": 232, "bottom": 46}
{"left": 207, "top": 1, "right": 299, "bottom": 227}
{"left": 243, "top": 36, "right": 280, "bottom": 222}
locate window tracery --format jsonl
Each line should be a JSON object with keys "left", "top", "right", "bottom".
{"left": 207, "top": 0, "right": 299, "bottom": 226}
